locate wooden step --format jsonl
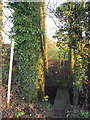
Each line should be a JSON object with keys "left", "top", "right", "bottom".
{"left": 54, "top": 88, "right": 70, "bottom": 111}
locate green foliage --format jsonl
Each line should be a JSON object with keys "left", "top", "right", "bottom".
{"left": 2, "top": 44, "right": 10, "bottom": 84}
{"left": 48, "top": 47, "right": 68, "bottom": 61}
{"left": 80, "top": 112, "right": 90, "bottom": 118}
{"left": 66, "top": 110, "right": 90, "bottom": 118}
{"left": 46, "top": 104, "right": 51, "bottom": 111}
{"left": 48, "top": 47, "right": 59, "bottom": 61}
{"left": 40, "top": 95, "right": 51, "bottom": 111}
{"left": 8, "top": 2, "right": 42, "bottom": 103}
{"left": 66, "top": 110, "right": 70, "bottom": 118}
{"left": 73, "top": 46, "right": 88, "bottom": 90}
{"left": 16, "top": 112, "right": 24, "bottom": 118}
{"left": 54, "top": 1, "right": 89, "bottom": 91}
{"left": 42, "top": 95, "right": 49, "bottom": 102}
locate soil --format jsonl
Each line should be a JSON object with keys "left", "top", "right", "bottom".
{"left": 2, "top": 85, "right": 54, "bottom": 118}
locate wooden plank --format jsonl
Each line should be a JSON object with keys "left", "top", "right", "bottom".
{"left": 54, "top": 88, "right": 70, "bottom": 111}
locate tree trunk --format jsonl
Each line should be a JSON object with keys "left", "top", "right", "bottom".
{"left": 43, "top": 1, "right": 48, "bottom": 74}
{"left": 37, "top": 50, "right": 45, "bottom": 101}
{"left": 68, "top": 48, "right": 79, "bottom": 106}
{"left": 36, "top": 3, "right": 45, "bottom": 101}
{"left": 0, "top": 0, "right": 3, "bottom": 118}
{"left": 72, "top": 49, "right": 79, "bottom": 106}
{"left": 59, "top": 50, "right": 62, "bottom": 70}
{"left": 68, "top": 48, "right": 74, "bottom": 86}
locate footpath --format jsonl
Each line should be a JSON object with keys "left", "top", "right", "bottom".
{"left": 53, "top": 88, "right": 71, "bottom": 118}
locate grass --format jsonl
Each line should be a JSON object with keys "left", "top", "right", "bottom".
{"left": 48, "top": 47, "right": 68, "bottom": 61}
{"left": 48, "top": 47, "right": 59, "bottom": 61}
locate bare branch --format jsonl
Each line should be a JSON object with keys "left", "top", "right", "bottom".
{"left": 3, "top": 12, "right": 12, "bottom": 22}
{"left": 46, "top": 13, "right": 59, "bottom": 28}
{"left": 46, "top": 6, "right": 67, "bottom": 23}
{"left": 2, "top": 29, "right": 9, "bottom": 36}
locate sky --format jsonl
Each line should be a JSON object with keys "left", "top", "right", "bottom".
{"left": 3, "top": 0, "right": 68, "bottom": 43}
{"left": 46, "top": 0, "right": 89, "bottom": 41}
{"left": 3, "top": 1, "right": 13, "bottom": 43}
{"left": 46, "top": 0, "right": 67, "bottom": 41}
{"left": 3, "top": 0, "right": 89, "bottom": 43}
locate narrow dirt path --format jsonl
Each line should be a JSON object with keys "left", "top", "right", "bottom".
{"left": 45, "top": 59, "right": 71, "bottom": 118}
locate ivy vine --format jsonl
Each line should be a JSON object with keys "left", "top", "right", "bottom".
{"left": 8, "top": 2, "right": 43, "bottom": 103}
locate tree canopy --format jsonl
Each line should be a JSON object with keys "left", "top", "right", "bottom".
{"left": 54, "top": 1, "right": 89, "bottom": 91}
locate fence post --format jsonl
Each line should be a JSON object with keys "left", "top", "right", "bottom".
{"left": 7, "top": 40, "right": 14, "bottom": 107}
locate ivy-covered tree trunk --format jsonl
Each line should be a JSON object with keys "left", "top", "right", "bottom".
{"left": 43, "top": 1, "right": 48, "bottom": 74}
{"left": 84, "top": 2, "right": 90, "bottom": 111}
{"left": 73, "top": 49, "right": 79, "bottom": 106}
{"left": 36, "top": 2, "right": 45, "bottom": 101}
{"left": 0, "top": 0, "right": 3, "bottom": 118}
{"left": 8, "top": 2, "right": 44, "bottom": 103}
{"left": 37, "top": 50, "right": 45, "bottom": 101}
{"left": 87, "top": 45, "right": 90, "bottom": 113}
{"left": 69, "top": 48, "right": 79, "bottom": 106}
{"left": 67, "top": 4, "right": 77, "bottom": 105}
{"left": 68, "top": 48, "right": 74, "bottom": 86}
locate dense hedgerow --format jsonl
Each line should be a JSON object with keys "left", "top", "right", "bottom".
{"left": 7, "top": 2, "right": 43, "bottom": 103}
